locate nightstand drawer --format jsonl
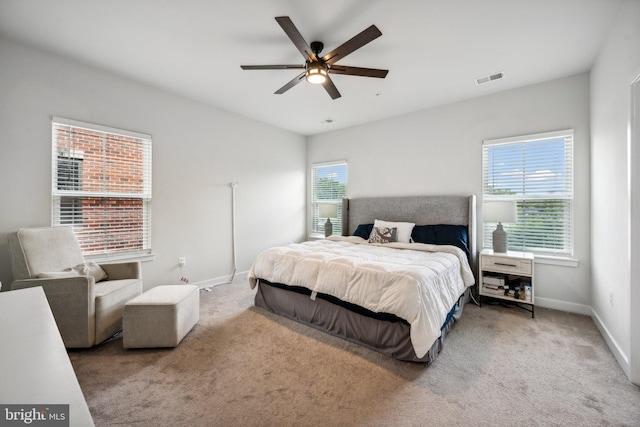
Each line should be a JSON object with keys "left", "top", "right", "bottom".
{"left": 481, "top": 255, "right": 532, "bottom": 275}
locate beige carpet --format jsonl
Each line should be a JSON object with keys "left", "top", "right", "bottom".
{"left": 69, "top": 279, "right": 640, "bottom": 426}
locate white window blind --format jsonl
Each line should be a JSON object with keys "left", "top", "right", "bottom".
{"left": 482, "top": 129, "right": 574, "bottom": 256}
{"left": 52, "top": 117, "right": 152, "bottom": 259}
{"left": 311, "top": 161, "right": 347, "bottom": 235}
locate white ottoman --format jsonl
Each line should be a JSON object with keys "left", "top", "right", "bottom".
{"left": 123, "top": 285, "right": 199, "bottom": 348}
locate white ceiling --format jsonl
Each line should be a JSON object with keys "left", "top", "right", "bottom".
{"left": 0, "top": 0, "right": 624, "bottom": 136}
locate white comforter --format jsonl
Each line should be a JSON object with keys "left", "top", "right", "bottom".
{"left": 248, "top": 235, "right": 475, "bottom": 358}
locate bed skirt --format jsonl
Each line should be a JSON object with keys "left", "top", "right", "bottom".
{"left": 254, "top": 280, "right": 471, "bottom": 363}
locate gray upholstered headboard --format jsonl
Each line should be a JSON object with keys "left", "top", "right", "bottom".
{"left": 340, "top": 195, "right": 477, "bottom": 272}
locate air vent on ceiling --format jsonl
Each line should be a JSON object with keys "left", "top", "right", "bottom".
{"left": 476, "top": 71, "right": 505, "bottom": 85}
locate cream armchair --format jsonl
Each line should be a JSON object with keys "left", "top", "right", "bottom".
{"left": 7, "top": 227, "right": 143, "bottom": 348}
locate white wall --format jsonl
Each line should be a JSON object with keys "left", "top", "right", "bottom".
{"left": 0, "top": 37, "right": 306, "bottom": 290}
{"left": 308, "top": 73, "right": 592, "bottom": 313}
{"left": 590, "top": 0, "right": 640, "bottom": 382}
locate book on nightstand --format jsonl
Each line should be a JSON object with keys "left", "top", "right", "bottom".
{"left": 482, "top": 284, "right": 506, "bottom": 294}
{"left": 483, "top": 275, "right": 504, "bottom": 286}
{"left": 482, "top": 273, "right": 505, "bottom": 293}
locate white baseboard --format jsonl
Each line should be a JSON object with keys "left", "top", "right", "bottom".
{"left": 590, "top": 308, "right": 630, "bottom": 378}
{"left": 191, "top": 270, "right": 249, "bottom": 289}
{"left": 535, "top": 296, "right": 592, "bottom": 316}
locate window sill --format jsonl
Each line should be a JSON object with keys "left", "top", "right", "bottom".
{"left": 85, "top": 252, "right": 156, "bottom": 264}
{"left": 534, "top": 255, "right": 579, "bottom": 268}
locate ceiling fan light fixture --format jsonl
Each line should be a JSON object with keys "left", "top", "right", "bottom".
{"left": 306, "top": 63, "right": 328, "bottom": 84}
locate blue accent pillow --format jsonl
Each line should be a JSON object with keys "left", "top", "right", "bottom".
{"left": 353, "top": 223, "right": 374, "bottom": 239}
{"left": 354, "top": 223, "right": 469, "bottom": 256}
{"left": 411, "top": 224, "right": 469, "bottom": 255}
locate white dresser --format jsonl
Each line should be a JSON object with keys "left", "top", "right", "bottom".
{"left": 0, "top": 287, "right": 94, "bottom": 426}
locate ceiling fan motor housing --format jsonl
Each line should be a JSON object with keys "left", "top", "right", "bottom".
{"left": 310, "top": 41, "right": 324, "bottom": 56}
{"left": 306, "top": 41, "right": 328, "bottom": 84}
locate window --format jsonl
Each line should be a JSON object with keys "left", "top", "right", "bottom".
{"left": 311, "top": 161, "right": 347, "bottom": 236}
{"left": 482, "top": 129, "right": 573, "bottom": 257}
{"left": 52, "top": 117, "right": 152, "bottom": 259}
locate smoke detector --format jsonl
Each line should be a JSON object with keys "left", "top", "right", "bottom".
{"left": 476, "top": 71, "right": 505, "bottom": 85}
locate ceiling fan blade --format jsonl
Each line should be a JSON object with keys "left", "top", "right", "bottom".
{"left": 274, "top": 72, "right": 306, "bottom": 94}
{"left": 275, "top": 16, "right": 316, "bottom": 61}
{"left": 241, "top": 65, "right": 305, "bottom": 70}
{"left": 322, "top": 25, "right": 382, "bottom": 65}
{"left": 329, "top": 65, "right": 388, "bottom": 78}
{"left": 322, "top": 76, "right": 342, "bottom": 100}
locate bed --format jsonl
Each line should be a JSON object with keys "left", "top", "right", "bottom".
{"left": 248, "top": 195, "right": 477, "bottom": 363}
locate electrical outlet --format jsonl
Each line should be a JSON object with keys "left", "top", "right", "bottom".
{"left": 179, "top": 257, "right": 187, "bottom": 267}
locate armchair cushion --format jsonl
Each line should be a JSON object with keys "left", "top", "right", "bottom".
{"left": 9, "top": 227, "right": 84, "bottom": 279}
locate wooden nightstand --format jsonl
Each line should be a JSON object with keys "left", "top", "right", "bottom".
{"left": 479, "top": 248, "right": 535, "bottom": 317}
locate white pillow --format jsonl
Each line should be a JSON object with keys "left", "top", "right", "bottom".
{"left": 372, "top": 219, "right": 415, "bottom": 243}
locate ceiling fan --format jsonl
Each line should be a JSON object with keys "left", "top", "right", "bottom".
{"left": 240, "top": 16, "right": 388, "bottom": 100}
